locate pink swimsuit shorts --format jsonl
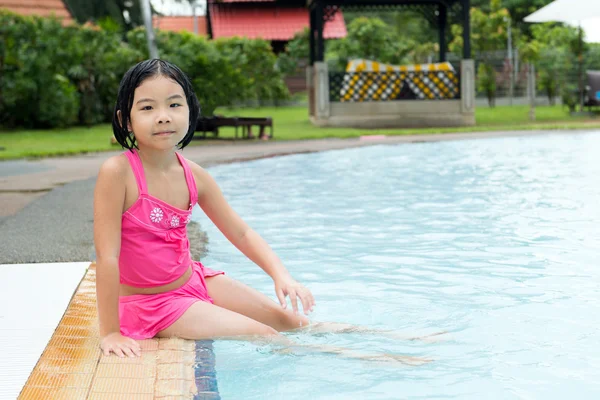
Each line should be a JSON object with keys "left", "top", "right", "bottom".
{"left": 119, "top": 261, "right": 224, "bottom": 339}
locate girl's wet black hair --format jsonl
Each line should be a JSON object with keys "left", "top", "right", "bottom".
{"left": 112, "top": 59, "right": 200, "bottom": 150}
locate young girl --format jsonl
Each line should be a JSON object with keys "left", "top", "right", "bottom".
{"left": 94, "top": 59, "right": 437, "bottom": 363}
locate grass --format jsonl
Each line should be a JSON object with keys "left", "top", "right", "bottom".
{"left": 0, "top": 124, "right": 118, "bottom": 160}
{"left": 1, "top": 104, "right": 599, "bottom": 160}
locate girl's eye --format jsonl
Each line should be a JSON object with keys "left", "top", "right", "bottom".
{"left": 171, "top": 103, "right": 181, "bottom": 108}
{"left": 141, "top": 106, "right": 152, "bottom": 111}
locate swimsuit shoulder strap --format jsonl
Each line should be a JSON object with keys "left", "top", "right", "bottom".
{"left": 176, "top": 152, "right": 198, "bottom": 206}
{"left": 123, "top": 149, "right": 148, "bottom": 195}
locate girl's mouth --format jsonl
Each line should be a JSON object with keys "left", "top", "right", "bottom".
{"left": 153, "top": 131, "right": 175, "bottom": 136}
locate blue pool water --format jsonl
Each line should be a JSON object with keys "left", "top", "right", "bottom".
{"left": 191, "top": 132, "right": 600, "bottom": 399}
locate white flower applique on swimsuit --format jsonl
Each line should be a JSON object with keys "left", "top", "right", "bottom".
{"left": 150, "top": 207, "right": 164, "bottom": 223}
{"left": 170, "top": 215, "right": 180, "bottom": 228}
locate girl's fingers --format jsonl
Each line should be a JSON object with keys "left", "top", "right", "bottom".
{"left": 276, "top": 288, "right": 287, "bottom": 309}
{"left": 131, "top": 343, "right": 142, "bottom": 357}
{"left": 289, "top": 289, "right": 299, "bottom": 314}
{"left": 299, "top": 291, "right": 311, "bottom": 315}
{"left": 132, "top": 343, "right": 142, "bottom": 357}
{"left": 114, "top": 347, "right": 125, "bottom": 358}
{"left": 128, "top": 340, "right": 141, "bottom": 353}
{"left": 121, "top": 346, "right": 136, "bottom": 358}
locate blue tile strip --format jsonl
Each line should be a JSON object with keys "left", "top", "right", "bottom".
{"left": 194, "top": 340, "right": 220, "bottom": 400}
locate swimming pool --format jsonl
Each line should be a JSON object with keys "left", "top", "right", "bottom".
{"left": 191, "top": 132, "right": 600, "bottom": 399}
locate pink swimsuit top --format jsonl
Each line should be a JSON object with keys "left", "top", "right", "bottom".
{"left": 119, "top": 149, "right": 197, "bottom": 287}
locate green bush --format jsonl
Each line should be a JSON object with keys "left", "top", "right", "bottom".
{"left": 0, "top": 10, "right": 142, "bottom": 128}
{"left": 0, "top": 10, "right": 288, "bottom": 128}
{"left": 477, "top": 63, "right": 497, "bottom": 107}
{"left": 37, "top": 74, "right": 80, "bottom": 127}
{"left": 215, "top": 37, "right": 290, "bottom": 107}
{"left": 277, "top": 28, "right": 309, "bottom": 76}
{"left": 326, "top": 17, "right": 412, "bottom": 71}
{"left": 126, "top": 29, "right": 289, "bottom": 115}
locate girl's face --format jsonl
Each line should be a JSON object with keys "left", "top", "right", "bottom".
{"left": 129, "top": 75, "right": 190, "bottom": 150}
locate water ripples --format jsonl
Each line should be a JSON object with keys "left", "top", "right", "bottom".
{"left": 192, "top": 131, "right": 600, "bottom": 399}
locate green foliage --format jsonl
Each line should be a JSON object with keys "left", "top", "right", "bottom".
{"left": 407, "top": 42, "right": 439, "bottom": 64}
{"left": 277, "top": 12, "right": 439, "bottom": 74}
{"left": 449, "top": 0, "right": 509, "bottom": 59}
{"left": 127, "top": 29, "right": 289, "bottom": 115}
{"left": 343, "top": 10, "right": 436, "bottom": 44}
{"left": 0, "top": 10, "right": 288, "bottom": 128}
{"left": 127, "top": 28, "right": 235, "bottom": 116}
{"left": 585, "top": 44, "right": 600, "bottom": 71}
{"left": 0, "top": 10, "right": 142, "bottom": 128}
{"left": 37, "top": 75, "right": 80, "bottom": 127}
{"left": 449, "top": 0, "right": 510, "bottom": 107}
{"left": 477, "top": 63, "right": 497, "bottom": 107}
{"left": 277, "top": 28, "right": 309, "bottom": 76}
{"left": 215, "top": 37, "right": 289, "bottom": 107}
{"left": 327, "top": 17, "right": 412, "bottom": 70}
{"left": 0, "top": 11, "right": 81, "bottom": 127}
{"left": 63, "top": 0, "right": 144, "bottom": 32}
{"left": 525, "top": 23, "right": 580, "bottom": 105}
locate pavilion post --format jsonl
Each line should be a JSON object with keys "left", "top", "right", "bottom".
{"left": 462, "top": 0, "right": 471, "bottom": 60}
{"left": 315, "top": 1, "right": 325, "bottom": 62}
{"left": 314, "top": 62, "right": 330, "bottom": 120}
{"left": 439, "top": 4, "right": 447, "bottom": 62}
{"left": 309, "top": 6, "right": 316, "bottom": 66}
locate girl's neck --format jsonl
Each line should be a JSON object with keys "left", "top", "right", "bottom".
{"left": 136, "top": 146, "right": 178, "bottom": 171}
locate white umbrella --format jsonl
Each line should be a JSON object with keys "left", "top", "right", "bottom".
{"left": 524, "top": 0, "right": 600, "bottom": 43}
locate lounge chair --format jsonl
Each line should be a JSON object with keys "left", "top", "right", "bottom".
{"left": 584, "top": 70, "right": 600, "bottom": 109}
{"left": 237, "top": 117, "right": 273, "bottom": 139}
{"left": 195, "top": 116, "right": 274, "bottom": 140}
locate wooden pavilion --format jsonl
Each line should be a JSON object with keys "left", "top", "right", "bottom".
{"left": 306, "top": 0, "right": 475, "bottom": 128}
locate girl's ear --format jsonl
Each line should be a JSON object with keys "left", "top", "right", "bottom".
{"left": 116, "top": 110, "right": 132, "bottom": 131}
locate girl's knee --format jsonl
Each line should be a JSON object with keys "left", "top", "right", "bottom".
{"left": 258, "top": 324, "right": 279, "bottom": 337}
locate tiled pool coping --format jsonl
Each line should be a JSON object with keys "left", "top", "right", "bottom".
{"left": 16, "top": 264, "right": 220, "bottom": 400}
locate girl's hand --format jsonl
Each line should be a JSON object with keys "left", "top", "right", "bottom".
{"left": 274, "top": 275, "right": 316, "bottom": 315}
{"left": 100, "top": 332, "right": 141, "bottom": 358}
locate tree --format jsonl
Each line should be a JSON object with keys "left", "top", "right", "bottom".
{"left": 343, "top": 9, "right": 437, "bottom": 44}
{"left": 63, "top": 0, "right": 143, "bottom": 31}
{"left": 449, "top": 0, "right": 510, "bottom": 107}
{"left": 524, "top": 23, "right": 580, "bottom": 106}
{"left": 277, "top": 28, "right": 310, "bottom": 76}
{"left": 471, "top": 0, "right": 553, "bottom": 36}
{"left": 63, "top": 0, "right": 194, "bottom": 32}
{"left": 327, "top": 17, "right": 412, "bottom": 70}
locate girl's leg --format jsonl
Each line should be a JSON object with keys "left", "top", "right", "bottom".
{"left": 204, "top": 275, "right": 446, "bottom": 343}
{"left": 156, "top": 300, "right": 278, "bottom": 339}
{"left": 291, "top": 323, "right": 448, "bottom": 343}
{"left": 156, "top": 300, "right": 429, "bottom": 365}
{"left": 204, "top": 274, "right": 310, "bottom": 332}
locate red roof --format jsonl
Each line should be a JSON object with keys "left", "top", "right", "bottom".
{"left": 153, "top": 15, "right": 208, "bottom": 35}
{"left": 209, "top": 4, "right": 346, "bottom": 40}
{"left": 0, "top": 0, "right": 73, "bottom": 22}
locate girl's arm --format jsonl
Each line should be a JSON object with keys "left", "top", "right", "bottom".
{"left": 191, "top": 163, "right": 315, "bottom": 314}
{"left": 93, "top": 156, "right": 140, "bottom": 356}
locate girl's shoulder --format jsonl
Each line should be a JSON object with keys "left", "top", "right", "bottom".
{"left": 183, "top": 156, "right": 209, "bottom": 181}
{"left": 182, "top": 156, "right": 216, "bottom": 198}
{"left": 98, "top": 153, "right": 130, "bottom": 179}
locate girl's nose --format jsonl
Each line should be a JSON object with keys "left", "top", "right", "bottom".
{"left": 157, "top": 113, "right": 171, "bottom": 124}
